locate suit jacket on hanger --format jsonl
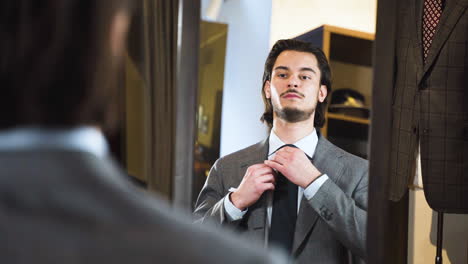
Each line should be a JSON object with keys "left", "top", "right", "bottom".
{"left": 390, "top": 0, "right": 468, "bottom": 213}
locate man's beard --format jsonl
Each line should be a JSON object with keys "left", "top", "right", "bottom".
{"left": 274, "top": 106, "right": 314, "bottom": 123}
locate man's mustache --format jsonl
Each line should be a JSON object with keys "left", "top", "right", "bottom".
{"left": 280, "top": 89, "right": 305, "bottom": 98}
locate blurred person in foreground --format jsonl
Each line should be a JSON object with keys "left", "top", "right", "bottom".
{"left": 0, "top": 1, "right": 289, "bottom": 263}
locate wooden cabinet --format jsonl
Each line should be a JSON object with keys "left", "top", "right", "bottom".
{"left": 295, "top": 25, "right": 374, "bottom": 158}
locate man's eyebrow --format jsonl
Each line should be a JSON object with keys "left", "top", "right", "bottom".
{"left": 273, "top": 66, "right": 316, "bottom": 74}
{"left": 300, "top": 67, "right": 316, "bottom": 74}
{"left": 274, "top": 66, "right": 289, "bottom": 71}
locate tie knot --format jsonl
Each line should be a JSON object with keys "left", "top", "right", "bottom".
{"left": 271, "top": 144, "right": 297, "bottom": 155}
{"left": 270, "top": 144, "right": 313, "bottom": 160}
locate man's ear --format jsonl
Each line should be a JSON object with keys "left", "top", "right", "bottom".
{"left": 264, "top": 80, "right": 271, "bottom": 99}
{"left": 318, "top": 85, "right": 328, "bottom": 103}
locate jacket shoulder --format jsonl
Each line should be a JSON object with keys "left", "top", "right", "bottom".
{"left": 323, "top": 138, "right": 368, "bottom": 171}
{"left": 213, "top": 140, "right": 267, "bottom": 169}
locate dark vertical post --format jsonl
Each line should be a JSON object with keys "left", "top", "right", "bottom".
{"left": 368, "top": 0, "right": 404, "bottom": 263}
{"left": 435, "top": 212, "right": 444, "bottom": 264}
{"left": 172, "top": 0, "right": 200, "bottom": 210}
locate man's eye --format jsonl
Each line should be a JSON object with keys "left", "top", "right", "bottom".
{"left": 301, "top": 75, "right": 311, "bottom": 80}
{"left": 278, "top": 73, "right": 287, "bottom": 78}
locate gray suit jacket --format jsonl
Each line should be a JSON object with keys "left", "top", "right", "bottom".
{"left": 0, "top": 149, "right": 289, "bottom": 264}
{"left": 390, "top": 0, "right": 468, "bottom": 213}
{"left": 194, "top": 135, "right": 368, "bottom": 264}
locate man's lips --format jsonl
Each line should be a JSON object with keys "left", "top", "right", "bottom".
{"left": 282, "top": 93, "right": 302, "bottom": 99}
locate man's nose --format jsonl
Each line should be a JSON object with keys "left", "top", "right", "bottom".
{"left": 287, "top": 76, "right": 299, "bottom": 88}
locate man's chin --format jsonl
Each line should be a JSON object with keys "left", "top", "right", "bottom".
{"left": 275, "top": 107, "right": 314, "bottom": 123}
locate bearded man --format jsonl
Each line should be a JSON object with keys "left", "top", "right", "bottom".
{"left": 194, "top": 39, "right": 369, "bottom": 264}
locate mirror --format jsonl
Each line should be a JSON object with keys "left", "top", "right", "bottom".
{"left": 191, "top": 1, "right": 375, "bottom": 261}
{"left": 116, "top": 1, "right": 467, "bottom": 263}
{"left": 194, "top": 0, "right": 377, "bottom": 198}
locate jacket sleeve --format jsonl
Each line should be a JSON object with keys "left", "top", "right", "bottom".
{"left": 307, "top": 165, "right": 368, "bottom": 259}
{"left": 193, "top": 160, "right": 243, "bottom": 227}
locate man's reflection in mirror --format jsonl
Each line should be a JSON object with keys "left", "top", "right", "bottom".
{"left": 194, "top": 39, "right": 368, "bottom": 264}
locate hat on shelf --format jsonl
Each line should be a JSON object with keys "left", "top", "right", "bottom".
{"left": 328, "top": 88, "right": 370, "bottom": 119}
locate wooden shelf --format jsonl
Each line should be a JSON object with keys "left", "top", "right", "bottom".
{"left": 322, "top": 25, "right": 374, "bottom": 41}
{"left": 327, "top": 112, "right": 370, "bottom": 125}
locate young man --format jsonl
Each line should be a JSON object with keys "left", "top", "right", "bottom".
{"left": 194, "top": 39, "right": 368, "bottom": 263}
{"left": 0, "top": 1, "right": 288, "bottom": 263}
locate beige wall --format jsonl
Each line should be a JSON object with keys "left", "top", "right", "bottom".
{"left": 408, "top": 189, "right": 468, "bottom": 264}
{"left": 270, "top": 0, "right": 377, "bottom": 45}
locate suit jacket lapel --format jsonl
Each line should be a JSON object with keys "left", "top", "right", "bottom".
{"left": 238, "top": 138, "right": 269, "bottom": 169}
{"left": 292, "top": 196, "right": 320, "bottom": 255}
{"left": 238, "top": 139, "right": 270, "bottom": 238}
{"left": 292, "top": 135, "right": 345, "bottom": 255}
{"left": 412, "top": 0, "right": 425, "bottom": 84}
{"left": 421, "top": 0, "right": 467, "bottom": 79}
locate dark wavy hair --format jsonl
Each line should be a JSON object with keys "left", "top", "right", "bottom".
{"left": 260, "top": 39, "right": 331, "bottom": 128}
{"left": 0, "top": 0, "right": 131, "bottom": 130}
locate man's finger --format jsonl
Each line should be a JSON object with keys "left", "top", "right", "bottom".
{"left": 280, "top": 146, "right": 295, "bottom": 153}
{"left": 247, "top": 164, "right": 273, "bottom": 175}
{"left": 248, "top": 163, "right": 270, "bottom": 170}
{"left": 256, "top": 174, "right": 276, "bottom": 184}
{"left": 261, "top": 182, "right": 275, "bottom": 191}
{"left": 271, "top": 153, "right": 288, "bottom": 166}
{"left": 264, "top": 160, "right": 284, "bottom": 174}
{"left": 252, "top": 166, "right": 274, "bottom": 176}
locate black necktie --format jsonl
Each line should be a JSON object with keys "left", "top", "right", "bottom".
{"left": 268, "top": 144, "right": 299, "bottom": 253}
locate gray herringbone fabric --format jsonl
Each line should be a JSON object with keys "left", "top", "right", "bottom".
{"left": 390, "top": 0, "right": 468, "bottom": 213}
{"left": 194, "top": 135, "right": 368, "bottom": 264}
{"left": 0, "top": 149, "right": 289, "bottom": 264}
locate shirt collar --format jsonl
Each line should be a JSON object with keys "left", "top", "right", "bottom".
{"left": 0, "top": 126, "right": 109, "bottom": 158}
{"left": 268, "top": 128, "right": 318, "bottom": 159}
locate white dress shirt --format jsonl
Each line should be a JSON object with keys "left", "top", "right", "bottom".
{"left": 0, "top": 126, "right": 108, "bottom": 158}
{"left": 412, "top": 143, "right": 423, "bottom": 188}
{"left": 224, "top": 129, "right": 329, "bottom": 222}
